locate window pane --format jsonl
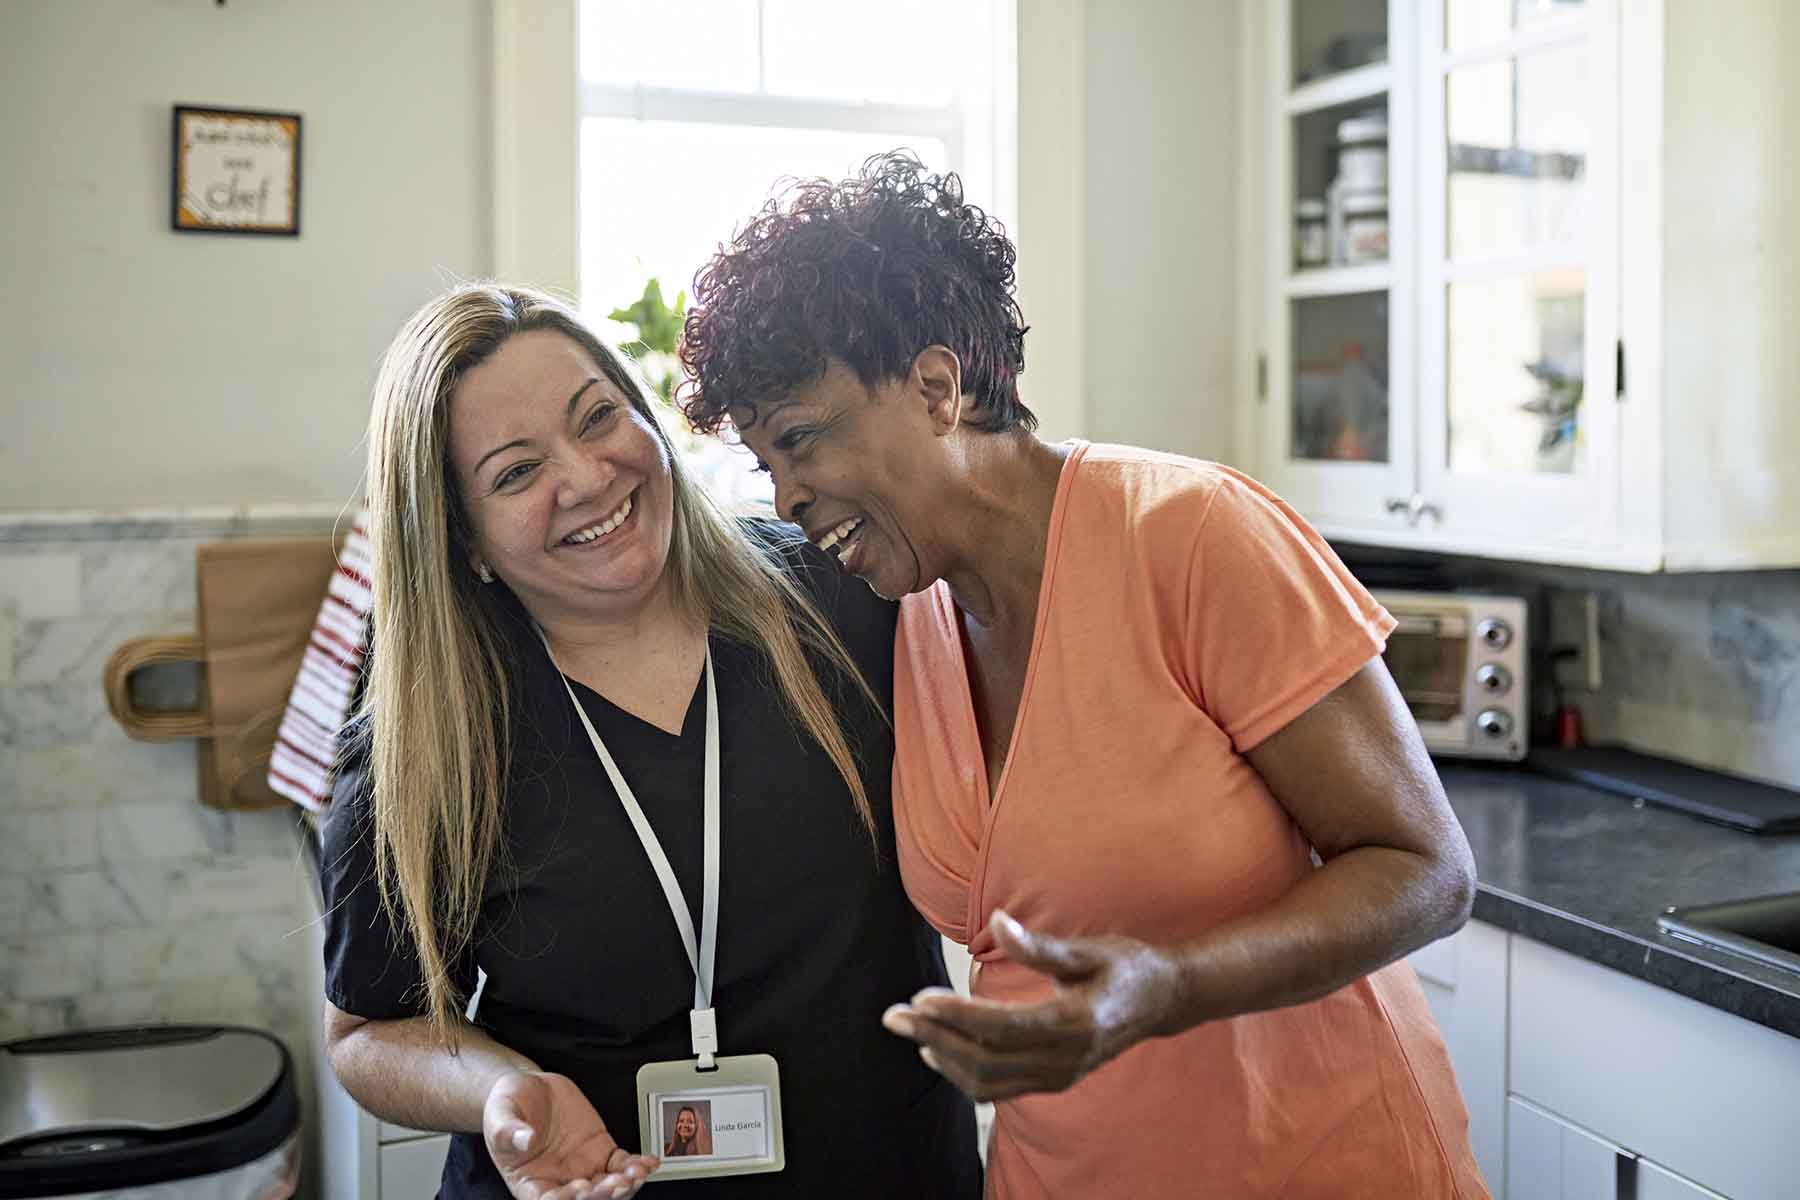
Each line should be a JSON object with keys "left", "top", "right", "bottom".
{"left": 1291, "top": 0, "right": 1387, "bottom": 88}
{"left": 1447, "top": 42, "right": 1587, "bottom": 259}
{"left": 1290, "top": 291, "right": 1390, "bottom": 464}
{"left": 1447, "top": 0, "right": 1586, "bottom": 53}
{"left": 1446, "top": 269, "right": 1585, "bottom": 476}
{"left": 580, "top": 0, "right": 758, "bottom": 92}
{"left": 761, "top": 0, "right": 961, "bottom": 105}
{"left": 581, "top": 118, "right": 949, "bottom": 324}
{"left": 580, "top": 119, "right": 948, "bottom": 504}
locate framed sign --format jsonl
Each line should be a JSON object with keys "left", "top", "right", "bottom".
{"left": 171, "top": 105, "right": 302, "bottom": 236}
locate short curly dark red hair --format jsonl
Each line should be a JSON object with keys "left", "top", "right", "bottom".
{"left": 678, "top": 150, "right": 1032, "bottom": 435}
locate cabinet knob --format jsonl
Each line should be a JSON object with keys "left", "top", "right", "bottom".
{"left": 1385, "top": 495, "right": 1445, "bottom": 527}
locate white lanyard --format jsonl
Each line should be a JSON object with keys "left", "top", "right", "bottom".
{"left": 545, "top": 636, "right": 723, "bottom": 1069}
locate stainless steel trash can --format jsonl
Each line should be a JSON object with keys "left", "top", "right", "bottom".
{"left": 0, "top": 1025, "right": 300, "bottom": 1198}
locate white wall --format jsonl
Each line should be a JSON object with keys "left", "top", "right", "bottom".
{"left": 1016, "top": 0, "right": 1241, "bottom": 459}
{"left": 0, "top": 0, "right": 493, "bottom": 511}
{"left": 1660, "top": 0, "right": 1800, "bottom": 561}
{"left": 1079, "top": 0, "right": 1240, "bottom": 460}
{"left": 1015, "top": 0, "right": 1088, "bottom": 443}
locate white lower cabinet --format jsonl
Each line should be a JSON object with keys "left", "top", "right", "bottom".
{"left": 1510, "top": 937, "right": 1800, "bottom": 1200}
{"left": 379, "top": 1132, "right": 452, "bottom": 1197}
{"left": 317, "top": 1065, "right": 451, "bottom": 1200}
{"left": 1408, "top": 918, "right": 1509, "bottom": 1192}
{"left": 1504, "top": 1096, "right": 1624, "bottom": 1199}
{"left": 1637, "top": 1159, "right": 1730, "bottom": 1200}
{"left": 1409, "top": 920, "right": 1800, "bottom": 1200}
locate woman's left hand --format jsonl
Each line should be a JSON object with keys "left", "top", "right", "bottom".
{"left": 881, "top": 910, "right": 1187, "bottom": 1102}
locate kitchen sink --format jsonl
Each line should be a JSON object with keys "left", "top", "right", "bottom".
{"left": 1658, "top": 891, "right": 1800, "bottom": 975}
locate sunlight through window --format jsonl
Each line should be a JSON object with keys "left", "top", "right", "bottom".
{"left": 578, "top": 0, "right": 1013, "bottom": 506}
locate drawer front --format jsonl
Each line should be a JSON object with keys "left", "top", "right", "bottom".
{"left": 1504, "top": 1096, "right": 1623, "bottom": 1200}
{"left": 1638, "top": 1159, "right": 1730, "bottom": 1200}
{"left": 381, "top": 1135, "right": 450, "bottom": 1197}
{"left": 1409, "top": 931, "right": 1458, "bottom": 988}
{"left": 1408, "top": 920, "right": 1508, "bottom": 1193}
{"left": 1510, "top": 937, "right": 1800, "bottom": 1200}
{"left": 379, "top": 1119, "right": 441, "bottom": 1144}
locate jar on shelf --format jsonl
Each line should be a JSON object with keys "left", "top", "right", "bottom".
{"left": 1334, "top": 111, "right": 1388, "bottom": 192}
{"left": 1340, "top": 191, "right": 1389, "bottom": 264}
{"left": 1295, "top": 198, "right": 1328, "bottom": 269}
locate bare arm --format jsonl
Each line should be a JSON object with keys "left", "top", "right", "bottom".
{"left": 324, "top": 1000, "right": 537, "bottom": 1133}
{"left": 1159, "top": 655, "right": 1475, "bottom": 1024}
{"left": 888, "top": 658, "right": 1477, "bottom": 1100}
{"left": 325, "top": 1001, "right": 658, "bottom": 1198}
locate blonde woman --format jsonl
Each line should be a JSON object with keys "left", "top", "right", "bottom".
{"left": 320, "top": 285, "right": 982, "bottom": 1200}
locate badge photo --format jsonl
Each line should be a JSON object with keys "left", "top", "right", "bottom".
{"left": 636, "top": 1054, "right": 785, "bottom": 1181}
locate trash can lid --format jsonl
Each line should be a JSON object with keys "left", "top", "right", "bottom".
{"left": 0, "top": 1025, "right": 285, "bottom": 1148}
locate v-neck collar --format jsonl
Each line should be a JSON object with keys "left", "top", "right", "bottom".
{"left": 559, "top": 643, "right": 710, "bottom": 743}
{"left": 943, "top": 442, "right": 1085, "bottom": 811}
{"left": 937, "top": 442, "right": 1085, "bottom": 938}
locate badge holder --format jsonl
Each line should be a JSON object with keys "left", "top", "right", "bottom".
{"left": 637, "top": 1008, "right": 784, "bottom": 1181}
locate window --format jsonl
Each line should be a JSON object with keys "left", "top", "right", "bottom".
{"left": 578, "top": 0, "right": 1015, "bottom": 504}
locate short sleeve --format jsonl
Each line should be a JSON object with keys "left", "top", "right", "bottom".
{"left": 738, "top": 516, "right": 899, "bottom": 710}
{"left": 1183, "top": 471, "right": 1396, "bottom": 753}
{"left": 318, "top": 718, "right": 476, "bottom": 1020}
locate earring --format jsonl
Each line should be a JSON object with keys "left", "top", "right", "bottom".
{"left": 475, "top": 563, "right": 495, "bottom": 584}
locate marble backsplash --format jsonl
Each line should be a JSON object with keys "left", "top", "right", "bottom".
{"left": 1574, "top": 566, "right": 1800, "bottom": 790}
{"left": 0, "top": 509, "right": 342, "bottom": 1089}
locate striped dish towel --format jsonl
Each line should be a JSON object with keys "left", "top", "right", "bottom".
{"left": 268, "top": 505, "right": 373, "bottom": 812}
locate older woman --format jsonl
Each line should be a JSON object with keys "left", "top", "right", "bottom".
{"left": 680, "top": 153, "right": 1489, "bottom": 1198}
{"left": 320, "top": 284, "right": 981, "bottom": 1199}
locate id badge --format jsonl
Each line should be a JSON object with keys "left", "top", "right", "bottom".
{"left": 636, "top": 1053, "right": 785, "bottom": 1182}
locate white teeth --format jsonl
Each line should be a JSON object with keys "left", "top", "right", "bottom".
{"left": 564, "top": 494, "right": 633, "bottom": 544}
{"left": 817, "top": 517, "right": 861, "bottom": 553}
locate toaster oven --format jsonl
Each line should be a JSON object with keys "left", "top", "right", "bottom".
{"left": 1370, "top": 590, "right": 1529, "bottom": 761}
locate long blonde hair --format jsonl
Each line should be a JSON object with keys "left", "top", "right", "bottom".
{"left": 361, "top": 283, "right": 878, "bottom": 1045}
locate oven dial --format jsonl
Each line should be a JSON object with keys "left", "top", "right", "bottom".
{"left": 1475, "top": 618, "right": 1513, "bottom": 650}
{"left": 1475, "top": 708, "right": 1514, "bottom": 739}
{"left": 1475, "top": 663, "right": 1513, "bottom": 694}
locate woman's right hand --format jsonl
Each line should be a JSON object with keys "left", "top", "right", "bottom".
{"left": 483, "top": 1070, "right": 659, "bottom": 1200}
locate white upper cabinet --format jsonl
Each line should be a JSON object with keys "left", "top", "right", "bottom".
{"left": 1417, "top": 0, "right": 1622, "bottom": 553}
{"left": 1262, "top": 0, "right": 1416, "bottom": 534}
{"left": 1246, "top": 0, "right": 1800, "bottom": 570}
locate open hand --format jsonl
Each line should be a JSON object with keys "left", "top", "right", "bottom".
{"left": 484, "top": 1070, "right": 659, "bottom": 1200}
{"left": 881, "top": 910, "right": 1186, "bottom": 1102}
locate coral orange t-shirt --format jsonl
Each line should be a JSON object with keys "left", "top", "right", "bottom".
{"left": 893, "top": 443, "right": 1487, "bottom": 1199}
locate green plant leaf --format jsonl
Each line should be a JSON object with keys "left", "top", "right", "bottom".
{"left": 609, "top": 278, "right": 685, "bottom": 356}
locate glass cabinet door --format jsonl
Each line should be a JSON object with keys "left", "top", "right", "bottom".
{"left": 1416, "top": 0, "right": 1620, "bottom": 547}
{"left": 1264, "top": 0, "right": 1415, "bottom": 530}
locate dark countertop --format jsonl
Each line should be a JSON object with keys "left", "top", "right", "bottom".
{"left": 1441, "top": 763, "right": 1800, "bottom": 1040}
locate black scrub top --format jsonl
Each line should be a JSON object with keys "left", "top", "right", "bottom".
{"left": 320, "top": 522, "right": 981, "bottom": 1198}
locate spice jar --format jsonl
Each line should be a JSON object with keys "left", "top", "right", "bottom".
{"left": 1295, "top": 198, "right": 1328, "bottom": 269}
{"left": 1335, "top": 111, "right": 1388, "bottom": 192}
{"left": 1340, "top": 191, "right": 1389, "bottom": 264}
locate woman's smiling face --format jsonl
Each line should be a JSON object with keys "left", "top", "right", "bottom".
{"left": 447, "top": 329, "right": 676, "bottom": 624}
{"left": 733, "top": 353, "right": 959, "bottom": 601}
